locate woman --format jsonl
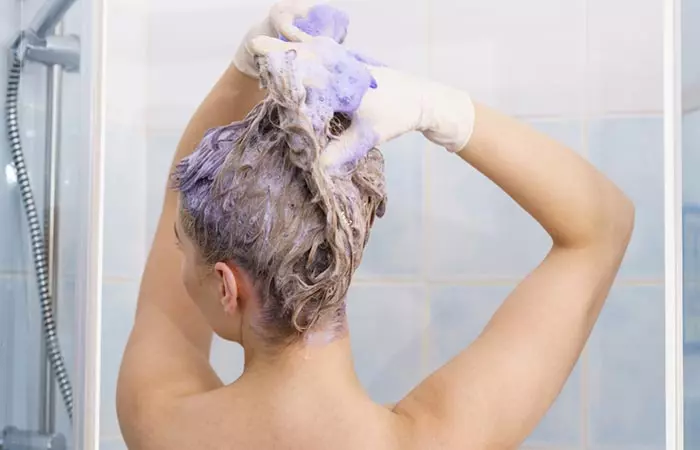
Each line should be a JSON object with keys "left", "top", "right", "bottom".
{"left": 117, "top": 2, "right": 634, "bottom": 449}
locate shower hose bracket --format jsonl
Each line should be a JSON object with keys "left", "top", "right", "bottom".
{"left": 11, "top": 30, "right": 80, "bottom": 72}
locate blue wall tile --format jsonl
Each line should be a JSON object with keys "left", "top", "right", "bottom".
{"left": 683, "top": 110, "right": 700, "bottom": 204}
{"left": 0, "top": 277, "right": 41, "bottom": 431}
{"left": 428, "top": 284, "right": 582, "bottom": 446}
{"left": 588, "top": 117, "right": 664, "bottom": 280}
{"left": 346, "top": 284, "right": 427, "bottom": 405}
{"left": 684, "top": 111, "right": 700, "bottom": 450}
{"left": 101, "top": 281, "right": 139, "bottom": 439}
{"left": 427, "top": 120, "right": 581, "bottom": 280}
{"left": 685, "top": 353, "right": 700, "bottom": 449}
{"left": 210, "top": 336, "right": 244, "bottom": 385}
{"left": 100, "top": 437, "right": 127, "bottom": 450}
{"left": 356, "top": 134, "right": 424, "bottom": 279}
{"left": 0, "top": 89, "right": 48, "bottom": 274}
{"left": 588, "top": 284, "right": 665, "bottom": 449}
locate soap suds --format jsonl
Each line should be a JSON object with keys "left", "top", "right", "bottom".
{"left": 290, "top": 4, "right": 349, "bottom": 43}
{"left": 172, "top": 33, "right": 387, "bottom": 344}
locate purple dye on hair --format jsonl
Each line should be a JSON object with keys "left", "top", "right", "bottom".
{"left": 263, "top": 37, "right": 378, "bottom": 157}
{"left": 348, "top": 50, "right": 385, "bottom": 69}
{"left": 171, "top": 34, "right": 387, "bottom": 345}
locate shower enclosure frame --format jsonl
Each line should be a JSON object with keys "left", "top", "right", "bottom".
{"left": 664, "top": 0, "right": 685, "bottom": 448}
{"left": 6, "top": 0, "right": 106, "bottom": 447}
{"left": 74, "top": 0, "right": 105, "bottom": 447}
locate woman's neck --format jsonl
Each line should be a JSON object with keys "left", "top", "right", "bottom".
{"left": 237, "top": 333, "right": 365, "bottom": 398}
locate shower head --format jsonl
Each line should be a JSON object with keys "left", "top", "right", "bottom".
{"left": 27, "top": 0, "right": 77, "bottom": 39}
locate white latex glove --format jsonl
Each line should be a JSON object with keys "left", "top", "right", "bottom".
{"left": 250, "top": 36, "right": 475, "bottom": 166}
{"left": 321, "top": 66, "right": 476, "bottom": 165}
{"left": 233, "top": 0, "right": 347, "bottom": 79}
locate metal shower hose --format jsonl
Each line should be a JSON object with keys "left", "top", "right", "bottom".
{"left": 5, "top": 55, "right": 74, "bottom": 421}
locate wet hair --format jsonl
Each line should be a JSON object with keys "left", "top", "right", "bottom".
{"left": 171, "top": 52, "right": 386, "bottom": 344}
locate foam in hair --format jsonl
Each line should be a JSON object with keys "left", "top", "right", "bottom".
{"left": 171, "top": 14, "right": 387, "bottom": 344}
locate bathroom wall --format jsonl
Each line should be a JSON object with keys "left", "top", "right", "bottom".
{"left": 99, "top": 0, "right": 665, "bottom": 449}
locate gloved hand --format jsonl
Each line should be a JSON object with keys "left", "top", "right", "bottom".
{"left": 249, "top": 36, "right": 476, "bottom": 167}
{"left": 233, "top": 0, "right": 349, "bottom": 79}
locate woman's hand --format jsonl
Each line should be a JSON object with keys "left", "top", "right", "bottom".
{"left": 249, "top": 35, "right": 476, "bottom": 167}
{"left": 233, "top": 1, "right": 349, "bottom": 79}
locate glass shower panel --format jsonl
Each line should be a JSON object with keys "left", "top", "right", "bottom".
{"left": 1, "top": 0, "right": 50, "bottom": 438}
{"left": 1, "top": 0, "right": 94, "bottom": 447}
{"left": 682, "top": 0, "right": 700, "bottom": 447}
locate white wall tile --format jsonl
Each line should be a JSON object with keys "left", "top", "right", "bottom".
{"left": 587, "top": 0, "right": 663, "bottom": 114}
{"left": 430, "top": 0, "right": 585, "bottom": 117}
{"left": 683, "top": 0, "right": 700, "bottom": 111}
{"left": 0, "top": 0, "right": 18, "bottom": 45}
{"left": 146, "top": 7, "right": 259, "bottom": 67}
{"left": 102, "top": 128, "right": 148, "bottom": 279}
{"left": 330, "top": 0, "right": 428, "bottom": 75}
{"left": 145, "top": 131, "right": 180, "bottom": 245}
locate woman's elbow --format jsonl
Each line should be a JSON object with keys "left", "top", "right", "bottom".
{"left": 596, "top": 186, "right": 635, "bottom": 254}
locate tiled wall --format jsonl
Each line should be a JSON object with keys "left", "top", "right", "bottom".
{"left": 0, "top": 0, "right": 52, "bottom": 436}
{"left": 0, "top": 0, "right": 33, "bottom": 433}
{"left": 683, "top": 0, "right": 700, "bottom": 447}
{"left": 99, "top": 0, "right": 666, "bottom": 449}
{"left": 0, "top": 0, "right": 85, "bottom": 444}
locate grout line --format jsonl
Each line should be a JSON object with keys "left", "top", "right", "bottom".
{"left": 32, "top": 275, "right": 666, "bottom": 288}
{"left": 144, "top": 112, "right": 667, "bottom": 136}
{"left": 102, "top": 276, "right": 141, "bottom": 284}
{"left": 519, "top": 445, "right": 581, "bottom": 450}
{"left": 514, "top": 111, "right": 663, "bottom": 122}
{"left": 683, "top": 104, "right": 700, "bottom": 115}
{"left": 0, "top": 272, "right": 29, "bottom": 280}
{"left": 420, "top": 0, "right": 434, "bottom": 379}
{"left": 352, "top": 277, "right": 664, "bottom": 287}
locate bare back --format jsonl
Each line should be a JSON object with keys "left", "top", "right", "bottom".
{"left": 118, "top": 61, "right": 634, "bottom": 450}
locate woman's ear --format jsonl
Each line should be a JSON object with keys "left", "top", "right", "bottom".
{"left": 214, "top": 262, "right": 239, "bottom": 315}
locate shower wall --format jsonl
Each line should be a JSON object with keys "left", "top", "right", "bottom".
{"left": 683, "top": 0, "right": 700, "bottom": 447}
{"left": 0, "top": 0, "right": 85, "bottom": 444}
{"left": 98, "top": 0, "right": 665, "bottom": 449}
{"left": 0, "top": 0, "right": 43, "bottom": 434}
